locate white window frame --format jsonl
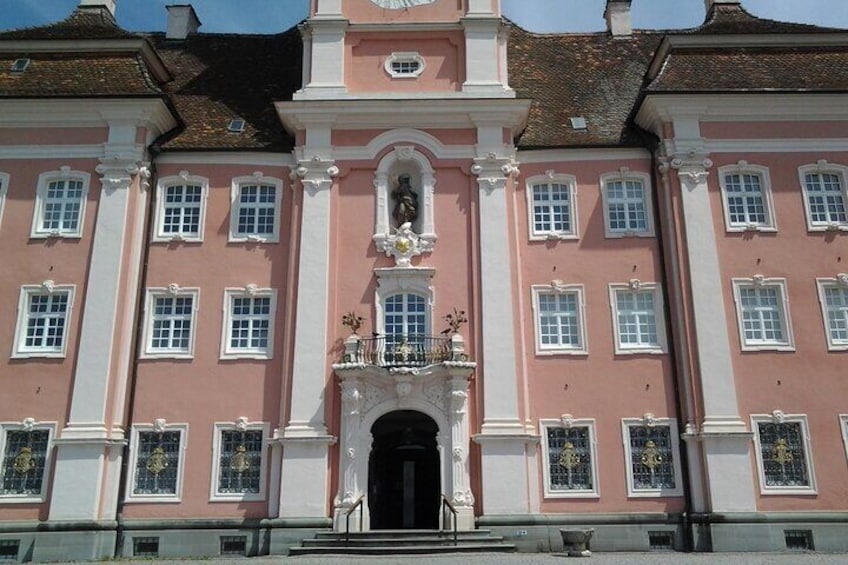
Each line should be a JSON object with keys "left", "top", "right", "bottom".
{"left": 600, "top": 170, "right": 654, "bottom": 238}
{"left": 0, "top": 420, "right": 56, "bottom": 504}
{"left": 125, "top": 422, "right": 188, "bottom": 503}
{"left": 0, "top": 172, "right": 9, "bottom": 231}
{"left": 751, "top": 412, "right": 817, "bottom": 496}
{"left": 718, "top": 162, "right": 777, "bottom": 232}
{"left": 731, "top": 277, "right": 794, "bottom": 351}
{"left": 539, "top": 417, "right": 599, "bottom": 499}
{"left": 30, "top": 168, "right": 90, "bottom": 239}
{"left": 816, "top": 276, "right": 848, "bottom": 351}
{"left": 141, "top": 286, "right": 200, "bottom": 359}
{"left": 229, "top": 173, "right": 283, "bottom": 243}
{"left": 12, "top": 283, "right": 76, "bottom": 359}
{"left": 384, "top": 52, "right": 425, "bottom": 78}
{"left": 531, "top": 284, "right": 587, "bottom": 355}
{"left": 840, "top": 415, "right": 848, "bottom": 465}
{"left": 374, "top": 267, "right": 434, "bottom": 336}
{"left": 798, "top": 161, "right": 848, "bottom": 232}
{"left": 220, "top": 286, "right": 277, "bottom": 360}
{"left": 621, "top": 417, "right": 683, "bottom": 498}
{"left": 609, "top": 281, "right": 667, "bottom": 355}
{"left": 153, "top": 173, "right": 208, "bottom": 243}
{"left": 525, "top": 173, "right": 578, "bottom": 240}
{"left": 210, "top": 420, "right": 270, "bottom": 502}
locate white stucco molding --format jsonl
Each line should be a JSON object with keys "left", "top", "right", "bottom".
{"left": 0, "top": 99, "right": 177, "bottom": 136}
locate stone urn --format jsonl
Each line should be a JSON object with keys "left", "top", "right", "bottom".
{"left": 559, "top": 528, "right": 594, "bottom": 557}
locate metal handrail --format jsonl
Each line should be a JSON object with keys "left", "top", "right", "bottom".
{"left": 349, "top": 335, "right": 452, "bottom": 368}
{"left": 440, "top": 494, "right": 458, "bottom": 545}
{"left": 344, "top": 495, "right": 365, "bottom": 544}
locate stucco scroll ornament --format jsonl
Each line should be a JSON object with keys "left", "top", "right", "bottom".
{"left": 771, "top": 409, "right": 786, "bottom": 424}
{"left": 471, "top": 154, "right": 520, "bottom": 194}
{"left": 379, "top": 222, "right": 432, "bottom": 268}
{"left": 450, "top": 389, "right": 468, "bottom": 415}
{"left": 340, "top": 380, "right": 363, "bottom": 415}
{"left": 452, "top": 489, "right": 475, "bottom": 507}
{"left": 642, "top": 412, "right": 657, "bottom": 427}
{"left": 560, "top": 414, "right": 575, "bottom": 429}
{"left": 670, "top": 154, "right": 713, "bottom": 190}
{"left": 153, "top": 418, "right": 167, "bottom": 433}
{"left": 369, "top": 0, "right": 436, "bottom": 9}
{"left": 295, "top": 158, "right": 339, "bottom": 197}
{"left": 235, "top": 416, "right": 250, "bottom": 431}
{"left": 836, "top": 273, "right": 848, "bottom": 287}
{"left": 21, "top": 418, "right": 37, "bottom": 432}
{"left": 41, "top": 280, "right": 56, "bottom": 294}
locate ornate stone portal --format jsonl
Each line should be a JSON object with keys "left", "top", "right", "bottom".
{"left": 332, "top": 335, "right": 476, "bottom": 531}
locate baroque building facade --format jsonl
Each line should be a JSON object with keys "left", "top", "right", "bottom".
{"left": 1, "top": 0, "right": 847, "bottom": 559}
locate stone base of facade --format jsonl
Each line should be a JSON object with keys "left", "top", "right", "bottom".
{"left": 693, "top": 513, "right": 848, "bottom": 553}
{"left": 0, "top": 522, "right": 117, "bottom": 563}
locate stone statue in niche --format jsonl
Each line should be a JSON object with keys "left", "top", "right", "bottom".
{"left": 391, "top": 174, "right": 419, "bottom": 228}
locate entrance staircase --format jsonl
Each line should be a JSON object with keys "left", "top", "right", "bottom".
{"left": 288, "top": 529, "right": 516, "bottom": 555}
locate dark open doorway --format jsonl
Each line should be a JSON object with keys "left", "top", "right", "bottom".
{"left": 368, "top": 410, "right": 440, "bottom": 530}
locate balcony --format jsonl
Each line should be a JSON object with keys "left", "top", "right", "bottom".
{"left": 336, "top": 333, "right": 473, "bottom": 370}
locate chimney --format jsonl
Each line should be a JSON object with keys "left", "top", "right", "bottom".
{"left": 166, "top": 5, "right": 201, "bottom": 40}
{"left": 704, "top": 0, "right": 741, "bottom": 14}
{"left": 79, "top": 0, "right": 116, "bottom": 18}
{"left": 605, "top": 0, "right": 632, "bottom": 37}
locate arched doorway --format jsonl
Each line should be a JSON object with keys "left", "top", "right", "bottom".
{"left": 368, "top": 410, "right": 440, "bottom": 529}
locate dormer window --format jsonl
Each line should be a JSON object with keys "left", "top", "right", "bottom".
{"left": 227, "top": 119, "right": 245, "bottom": 133}
{"left": 10, "top": 59, "right": 30, "bottom": 73}
{"left": 385, "top": 52, "right": 425, "bottom": 78}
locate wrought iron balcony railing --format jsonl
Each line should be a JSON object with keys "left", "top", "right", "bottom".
{"left": 339, "top": 334, "right": 470, "bottom": 368}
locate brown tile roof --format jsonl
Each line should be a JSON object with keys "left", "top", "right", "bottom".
{"left": 647, "top": 47, "right": 848, "bottom": 93}
{"left": 0, "top": 7, "right": 136, "bottom": 40}
{"left": 0, "top": 53, "right": 163, "bottom": 97}
{"left": 692, "top": 3, "right": 844, "bottom": 35}
{"left": 509, "top": 26, "right": 660, "bottom": 148}
{"left": 150, "top": 29, "right": 302, "bottom": 152}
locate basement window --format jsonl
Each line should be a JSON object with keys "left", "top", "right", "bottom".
{"left": 220, "top": 536, "right": 247, "bottom": 556}
{"left": 227, "top": 119, "right": 246, "bottom": 133}
{"left": 132, "top": 537, "right": 159, "bottom": 557}
{"left": 648, "top": 531, "right": 674, "bottom": 551}
{"left": 10, "top": 59, "right": 30, "bottom": 73}
{"left": 784, "top": 530, "right": 814, "bottom": 551}
{"left": 385, "top": 52, "right": 425, "bottom": 78}
{"left": 0, "top": 540, "right": 20, "bottom": 561}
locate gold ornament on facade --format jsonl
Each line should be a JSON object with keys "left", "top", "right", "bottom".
{"left": 772, "top": 438, "right": 794, "bottom": 465}
{"left": 394, "top": 237, "right": 412, "bottom": 254}
{"left": 640, "top": 440, "right": 662, "bottom": 470}
{"left": 230, "top": 445, "right": 250, "bottom": 474}
{"left": 146, "top": 447, "right": 169, "bottom": 475}
{"left": 558, "top": 441, "right": 581, "bottom": 470}
{"left": 13, "top": 446, "right": 36, "bottom": 474}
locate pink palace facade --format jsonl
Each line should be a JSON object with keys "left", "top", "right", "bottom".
{"left": 1, "top": 0, "right": 848, "bottom": 559}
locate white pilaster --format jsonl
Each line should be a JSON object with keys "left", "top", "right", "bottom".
{"left": 278, "top": 156, "right": 338, "bottom": 518}
{"left": 50, "top": 150, "right": 149, "bottom": 520}
{"left": 295, "top": 17, "right": 348, "bottom": 100}
{"left": 669, "top": 152, "right": 756, "bottom": 512}
{"left": 461, "top": 17, "right": 514, "bottom": 97}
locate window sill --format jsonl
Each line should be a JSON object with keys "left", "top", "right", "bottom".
{"left": 140, "top": 352, "right": 195, "bottom": 360}
{"left": 727, "top": 226, "right": 777, "bottom": 233}
{"left": 124, "top": 495, "right": 182, "bottom": 504}
{"left": 152, "top": 234, "right": 203, "bottom": 244}
{"left": 605, "top": 230, "right": 654, "bottom": 239}
{"left": 11, "top": 350, "right": 66, "bottom": 359}
{"left": 209, "top": 493, "right": 265, "bottom": 503}
{"left": 529, "top": 233, "right": 579, "bottom": 242}
{"left": 614, "top": 347, "right": 665, "bottom": 356}
{"left": 228, "top": 235, "right": 278, "bottom": 244}
{"left": 760, "top": 488, "right": 817, "bottom": 496}
{"left": 536, "top": 348, "right": 588, "bottom": 357}
{"left": 220, "top": 352, "right": 273, "bottom": 361}
{"left": 543, "top": 492, "right": 600, "bottom": 500}
{"left": 740, "top": 344, "right": 795, "bottom": 352}
{"left": 0, "top": 495, "right": 48, "bottom": 504}
{"left": 626, "top": 489, "right": 683, "bottom": 498}
{"left": 30, "top": 233, "right": 82, "bottom": 240}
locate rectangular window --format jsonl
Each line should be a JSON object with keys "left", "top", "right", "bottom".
{"left": 805, "top": 172, "right": 847, "bottom": 226}
{"left": 157, "top": 182, "right": 205, "bottom": 241}
{"left": 221, "top": 289, "right": 276, "bottom": 359}
{"left": 128, "top": 426, "right": 186, "bottom": 502}
{"left": 817, "top": 279, "right": 848, "bottom": 350}
{"left": 142, "top": 288, "right": 199, "bottom": 358}
{"left": 0, "top": 424, "right": 54, "bottom": 502}
{"left": 533, "top": 285, "right": 587, "bottom": 354}
{"left": 211, "top": 423, "right": 268, "bottom": 501}
{"left": 602, "top": 173, "right": 654, "bottom": 237}
{"left": 231, "top": 176, "right": 282, "bottom": 243}
{"left": 540, "top": 419, "right": 598, "bottom": 498}
{"left": 32, "top": 170, "right": 89, "bottom": 238}
{"left": 622, "top": 419, "right": 683, "bottom": 497}
{"left": 719, "top": 166, "right": 776, "bottom": 231}
{"left": 752, "top": 414, "right": 816, "bottom": 495}
{"left": 13, "top": 285, "right": 75, "bottom": 358}
{"left": 527, "top": 176, "right": 577, "bottom": 239}
{"left": 610, "top": 283, "right": 666, "bottom": 354}
{"left": 732, "top": 279, "right": 793, "bottom": 351}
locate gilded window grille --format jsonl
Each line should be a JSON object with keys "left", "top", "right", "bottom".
{"left": 134, "top": 431, "right": 181, "bottom": 495}
{"left": 629, "top": 425, "right": 676, "bottom": 490}
{"left": 547, "top": 426, "right": 592, "bottom": 491}
{"left": 1, "top": 430, "right": 48, "bottom": 495}
{"left": 758, "top": 422, "right": 809, "bottom": 487}
{"left": 218, "top": 430, "right": 263, "bottom": 494}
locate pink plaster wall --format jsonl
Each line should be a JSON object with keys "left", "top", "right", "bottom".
{"left": 701, "top": 121, "right": 847, "bottom": 140}
{"left": 337, "top": 0, "right": 473, "bottom": 24}
{"left": 0, "top": 128, "right": 109, "bottom": 145}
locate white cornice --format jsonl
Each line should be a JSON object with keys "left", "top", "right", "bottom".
{"left": 665, "top": 138, "right": 848, "bottom": 155}
{"left": 518, "top": 148, "right": 650, "bottom": 164}
{"left": 155, "top": 152, "right": 296, "bottom": 168}
{"left": 636, "top": 93, "right": 848, "bottom": 136}
{"left": 0, "top": 99, "right": 177, "bottom": 136}
{"left": 0, "top": 38, "right": 172, "bottom": 84}
{"left": 275, "top": 98, "right": 531, "bottom": 134}
{"left": 0, "top": 144, "right": 107, "bottom": 160}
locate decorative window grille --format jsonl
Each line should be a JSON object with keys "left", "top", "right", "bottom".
{"left": 384, "top": 293, "right": 427, "bottom": 347}
{"left": 724, "top": 173, "right": 767, "bottom": 226}
{"left": 132, "top": 537, "right": 159, "bottom": 557}
{"left": 822, "top": 285, "right": 848, "bottom": 346}
{"left": 229, "top": 296, "right": 271, "bottom": 352}
{"left": 40, "top": 179, "right": 84, "bottom": 234}
{"left": 22, "top": 292, "right": 69, "bottom": 353}
{"left": 628, "top": 425, "right": 676, "bottom": 491}
{"left": 615, "top": 290, "right": 659, "bottom": 349}
{"left": 133, "top": 431, "right": 181, "bottom": 496}
{"left": 532, "top": 183, "right": 572, "bottom": 235}
{"left": 1, "top": 429, "right": 50, "bottom": 496}
{"left": 648, "top": 531, "right": 675, "bottom": 551}
{"left": 162, "top": 184, "right": 202, "bottom": 237}
{"left": 220, "top": 536, "right": 247, "bottom": 556}
{"left": 0, "top": 540, "right": 20, "bottom": 561}
{"left": 217, "top": 430, "right": 263, "bottom": 494}
{"left": 605, "top": 179, "right": 648, "bottom": 234}
{"left": 537, "top": 291, "right": 582, "bottom": 350}
{"left": 546, "top": 426, "right": 593, "bottom": 492}
{"left": 235, "top": 184, "right": 276, "bottom": 238}
{"left": 737, "top": 285, "right": 787, "bottom": 346}
{"left": 784, "top": 530, "right": 814, "bottom": 551}
{"left": 804, "top": 172, "right": 847, "bottom": 226}
{"left": 150, "top": 295, "right": 194, "bottom": 352}
{"left": 756, "top": 421, "right": 809, "bottom": 488}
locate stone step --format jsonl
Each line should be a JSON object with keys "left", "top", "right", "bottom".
{"left": 314, "top": 529, "right": 498, "bottom": 540}
{"left": 289, "top": 543, "right": 516, "bottom": 556}
{"left": 290, "top": 529, "right": 516, "bottom": 556}
{"left": 302, "top": 535, "right": 507, "bottom": 546}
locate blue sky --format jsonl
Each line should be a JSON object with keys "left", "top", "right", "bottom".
{"left": 2, "top": 0, "right": 847, "bottom": 34}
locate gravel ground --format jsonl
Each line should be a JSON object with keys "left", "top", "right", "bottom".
{"left": 52, "top": 553, "right": 848, "bottom": 565}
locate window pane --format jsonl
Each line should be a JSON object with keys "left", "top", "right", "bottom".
{"left": 1, "top": 430, "right": 49, "bottom": 495}
{"left": 217, "top": 430, "right": 263, "bottom": 494}
{"left": 134, "top": 431, "right": 181, "bottom": 495}
{"left": 547, "top": 426, "right": 593, "bottom": 491}
{"left": 629, "top": 425, "right": 675, "bottom": 490}
{"left": 757, "top": 422, "right": 809, "bottom": 487}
